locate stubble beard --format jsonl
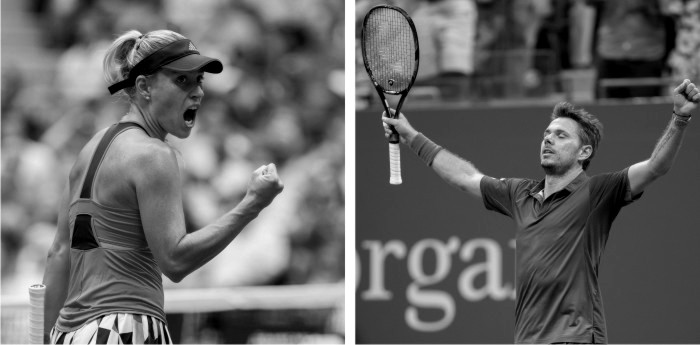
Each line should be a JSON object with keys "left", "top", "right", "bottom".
{"left": 541, "top": 158, "right": 574, "bottom": 177}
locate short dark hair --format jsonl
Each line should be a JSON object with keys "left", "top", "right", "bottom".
{"left": 550, "top": 102, "right": 603, "bottom": 170}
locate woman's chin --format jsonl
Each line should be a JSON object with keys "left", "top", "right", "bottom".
{"left": 170, "top": 126, "right": 193, "bottom": 139}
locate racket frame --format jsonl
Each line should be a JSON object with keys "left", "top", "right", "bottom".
{"left": 361, "top": 4, "right": 420, "bottom": 144}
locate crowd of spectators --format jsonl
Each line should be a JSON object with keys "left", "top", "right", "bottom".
{"left": 1, "top": 0, "right": 345, "bottom": 297}
{"left": 356, "top": 0, "right": 700, "bottom": 106}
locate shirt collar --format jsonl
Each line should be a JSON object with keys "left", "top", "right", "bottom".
{"left": 530, "top": 170, "right": 589, "bottom": 197}
{"left": 564, "top": 170, "right": 588, "bottom": 192}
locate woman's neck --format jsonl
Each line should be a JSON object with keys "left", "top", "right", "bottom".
{"left": 122, "top": 102, "right": 166, "bottom": 141}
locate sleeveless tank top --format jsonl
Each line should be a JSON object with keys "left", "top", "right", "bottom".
{"left": 55, "top": 122, "right": 166, "bottom": 332}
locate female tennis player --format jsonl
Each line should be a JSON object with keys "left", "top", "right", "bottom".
{"left": 42, "top": 29, "right": 284, "bottom": 344}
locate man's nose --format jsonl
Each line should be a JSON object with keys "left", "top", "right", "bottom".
{"left": 543, "top": 135, "right": 553, "bottom": 146}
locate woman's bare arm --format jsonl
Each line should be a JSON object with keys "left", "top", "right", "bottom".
{"left": 132, "top": 142, "right": 283, "bottom": 282}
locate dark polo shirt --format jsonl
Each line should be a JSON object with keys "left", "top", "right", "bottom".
{"left": 481, "top": 168, "right": 640, "bottom": 344}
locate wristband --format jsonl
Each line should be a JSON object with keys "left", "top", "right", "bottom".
{"left": 409, "top": 133, "right": 443, "bottom": 166}
{"left": 673, "top": 110, "right": 691, "bottom": 119}
{"left": 672, "top": 110, "right": 691, "bottom": 127}
{"left": 674, "top": 115, "right": 691, "bottom": 127}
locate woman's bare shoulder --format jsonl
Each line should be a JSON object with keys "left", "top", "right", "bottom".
{"left": 69, "top": 127, "right": 111, "bottom": 182}
{"left": 117, "top": 130, "right": 181, "bottom": 183}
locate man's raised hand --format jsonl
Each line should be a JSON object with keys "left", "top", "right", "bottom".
{"left": 673, "top": 79, "right": 700, "bottom": 116}
{"left": 381, "top": 109, "right": 418, "bottom": 145}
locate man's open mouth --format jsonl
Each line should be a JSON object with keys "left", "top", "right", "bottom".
{"left": 184, "top": 107, "right": 197, "bottom": 128}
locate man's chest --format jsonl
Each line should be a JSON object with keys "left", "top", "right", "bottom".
{"left": 514, "top": 188, "right": 592, "bottom": 252}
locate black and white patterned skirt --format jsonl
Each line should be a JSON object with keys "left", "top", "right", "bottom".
{"left": 50, "top": 313, "right": 172, "bottom": 344}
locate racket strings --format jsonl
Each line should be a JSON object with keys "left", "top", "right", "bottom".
{"left": 363, "top": 8, "right": 417, "bottom": 93}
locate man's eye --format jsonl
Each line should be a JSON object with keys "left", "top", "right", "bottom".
{"left": 176, "top": 76, "right": 187, "bottom": 83}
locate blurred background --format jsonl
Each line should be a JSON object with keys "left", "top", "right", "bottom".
{"left": 356, "top": 0, "right": 700, "bottom": 107}
{"left": 1, "top": 0, "right": 344, "bottom": 343}
{"left": 355, "top": 0, "right": 700, "bottom": 343}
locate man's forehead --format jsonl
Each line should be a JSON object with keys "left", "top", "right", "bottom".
{"left": 547, "top": 117, "right": 580, "bottom": 132}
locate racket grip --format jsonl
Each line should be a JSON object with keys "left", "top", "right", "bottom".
{"left": 389, "top": 143, "right": 402, "bottom": 185}
{"left": 29, "top": 284, "right": 46, "bottom": 345}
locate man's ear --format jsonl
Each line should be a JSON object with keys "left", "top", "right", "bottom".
{"left": 579, "top": 144, "right": 592, "bottom": 161}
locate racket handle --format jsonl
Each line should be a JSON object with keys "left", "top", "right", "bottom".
{"left": 389, "top": 143, "right": 402, "bottom": 185}
{"left": 29, "top": 284, "right": 46, "bottom": 345}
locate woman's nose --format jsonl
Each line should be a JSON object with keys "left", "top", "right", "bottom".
{"left": 191, "top": 85, "right": 204, "bottom": 101}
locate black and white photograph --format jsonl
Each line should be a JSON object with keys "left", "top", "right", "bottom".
{"left": 1, "top": 0, "right": 345, "bottom": 344}
{"left": 3, "top": 0, "right": 700, "bottom": 344}
{"left": 355, "top": 0, "right": 700, "bottom": 343}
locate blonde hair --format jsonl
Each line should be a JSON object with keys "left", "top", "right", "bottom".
{"left": 103, "top": 29, "right": 186, "bottom": 98}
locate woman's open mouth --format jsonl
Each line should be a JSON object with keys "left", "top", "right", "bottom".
{"left": 184, "top": 107, "right": 197, "bottom": 128}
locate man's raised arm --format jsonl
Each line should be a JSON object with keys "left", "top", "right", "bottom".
{"left": 628, "top": 79, "right": 699, "bottom": 196}
{"left": 382, "top": 111, "right": 485, "bottom": 198}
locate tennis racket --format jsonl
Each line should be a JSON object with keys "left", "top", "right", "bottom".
{"left": 361, "top": 5, "right": 419, "bottom": 185}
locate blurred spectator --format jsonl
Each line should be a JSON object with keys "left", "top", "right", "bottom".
{"left": 510, "top": 0, "right": 552, "bottom": 96}
{"left": 53, "top": 5, "right": 114, "bottom": 104}
{"left": 591, "top": 0, "right": 675, "bottom": 98}
{"left": 470, "top": 0, "right": 506, "bottom": 98}
{"left": 568, "top": 0, "right": 596, "bottom": 69}
{"left": 667, "top": 0, "right": 700, "bottom": 85}
{"left": 474, "top": 0, "right": 552, "bottom": 98}
{"left": 527, "top": 0, "right": 596, "bottom": 99}
{"left": 412, "top": 0, "right": 478, "bottom": 81}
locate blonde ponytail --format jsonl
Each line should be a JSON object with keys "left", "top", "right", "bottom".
{"left": 103, "top": 30, "right": 142, "bottom": 98}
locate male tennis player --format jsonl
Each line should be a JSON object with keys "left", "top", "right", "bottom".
{"left": 382, "top": 79, "right": 699, "bottom": 344}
